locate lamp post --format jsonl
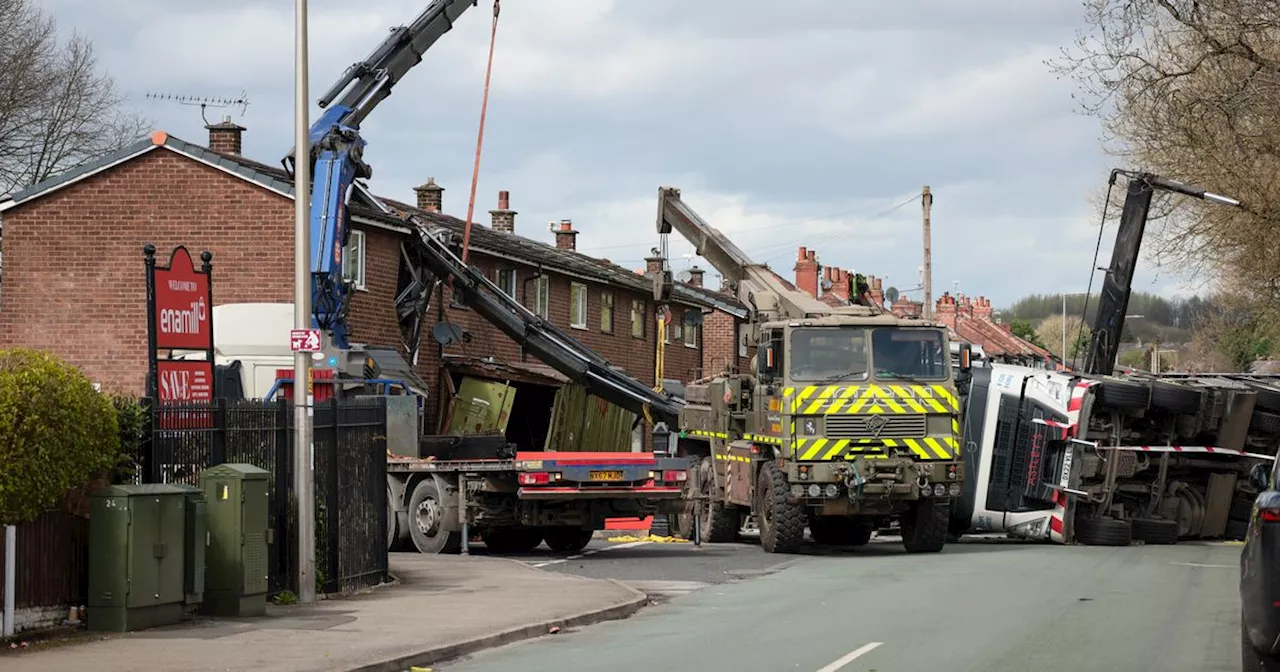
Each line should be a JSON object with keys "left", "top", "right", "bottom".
{"left": 293, "top": 0, "right": 316, "bottom": 604}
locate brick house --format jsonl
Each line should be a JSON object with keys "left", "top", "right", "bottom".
{"left": 0, "top": 123, "right": 738, "bottom": 440}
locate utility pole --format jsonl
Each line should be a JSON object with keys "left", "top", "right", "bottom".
{"left": 293, "top": 0, "right": 316, "bottom": 604}
{"left": 922, "top": 186, "right": 933, "bottom": 320}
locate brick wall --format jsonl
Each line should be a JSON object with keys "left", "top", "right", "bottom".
{"left": 701, "top": 307, "right": 753, "bottom": 377}
{"left": 0, "top": 149, "right": 294, "bottom": 393}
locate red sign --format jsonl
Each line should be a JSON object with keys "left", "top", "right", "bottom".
{"left": 157, "top": 361, "right": 214, "bottom": 402}
{"left": 290, "top": 329, "right": 323, "bottom": 352}
{"left": 154, "top": 247, "right": 211, "bottom": 350}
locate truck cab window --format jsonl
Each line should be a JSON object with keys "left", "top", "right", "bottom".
{"left": 872, "top": 328, "right": 948, "bottom": 380}
{"left": 788, "top": 328, "right": 869, "bottom": 382}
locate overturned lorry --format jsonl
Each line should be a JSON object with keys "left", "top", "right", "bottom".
{"left": 949, "top": 170, "right": 1277, "bottom": 545}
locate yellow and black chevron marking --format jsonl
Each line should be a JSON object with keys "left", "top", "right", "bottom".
{"left": 714, "top": 453, "right": 751, "bottom": 463}
{"left": 685, "top": 429, "right": 728, "bottom": 440}
{"left": 793, "top": 436, "right": 960, "bottom": 461}
{"left": 782, "top": 384, "right": 959, "bottom": 415}
{"left": 744, "top": 433, "right": 783, "bottom": 445}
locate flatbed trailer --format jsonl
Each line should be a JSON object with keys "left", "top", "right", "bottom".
{"left": 386, "top": 450, "right": 689, "bottom": 555}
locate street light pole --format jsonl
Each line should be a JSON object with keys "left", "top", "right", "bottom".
{"left": 293, "top": 0, "right": 316, "bottom": 604}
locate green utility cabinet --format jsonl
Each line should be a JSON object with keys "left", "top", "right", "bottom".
{"left": 171, "top": 484, "right": 208, "bottom": 607}
{"left": 87, "top": 484, "right": 189, "bottom": 632}
{"left": 200, "top": 463, "right": 270, "bottom": 617}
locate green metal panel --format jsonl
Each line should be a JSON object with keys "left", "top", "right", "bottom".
{"left": 241, "top": 476, "right": 270, "bottom": 596}
{"left": 200, "top": 463, "right": 270, "bottom": 617}
{"left": 87, "top": 484, "right": 190, "bottom": 632}
{"left": 544, "top": 385, "right": 635, "bottom": 452}
{"left": 170, "top": 484, "right": 207, "bottom": 604}
{"left": 447, "top": 376, "right": 515, "bottom": 435}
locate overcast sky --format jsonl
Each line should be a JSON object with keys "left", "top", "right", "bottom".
{"left": 42, "top": 0, "right": 1203, "bottom": 309}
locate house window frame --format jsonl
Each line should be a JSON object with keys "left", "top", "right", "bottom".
{"left": 533, "top": 274, "right": 550, "bottom": 319}
{"left": 570, "top": 282, "right": 588, "bottom": 330}
{"left": 600, "top": 291, "right": 615, "bottom": 333}
{"left": 496, "top": 268, "right": 517, "bottom": 298}
{"left": 683, "top": 317, "right": 699, "bottom": 348}
{"left": 342, "top": 229, "right": 367, "bottom": 291}
{"left": 630, "top": 299, "right": 645, "bottom": 338}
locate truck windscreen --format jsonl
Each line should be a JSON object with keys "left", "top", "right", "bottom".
{"left": 788, "top": 328, "right": 870, "bottom": 382}
{"left": 872, "top": 328, "right": 949, "bottom": 381}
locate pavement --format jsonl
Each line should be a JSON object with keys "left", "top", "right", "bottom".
{"left": 0, "top": 554, "right": 646, "bottom": 672}
{"left": 440, "top": 538, "right": 1243, "bottom": 672}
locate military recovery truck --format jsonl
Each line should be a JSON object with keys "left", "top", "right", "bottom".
{"left": 652, "top": 187, "right": 970, "bottom": 554}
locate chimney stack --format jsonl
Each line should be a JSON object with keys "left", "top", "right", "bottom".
{"left": 794, "top": 246, "right": 819, "bottom": 298}
{"left": 414, "top": 178, "right": 444, "bottom": 213}
{"left": 687, "top": 265, "right": 705, "bottom": 288}
{"left": 490, "top": 190, "right": 516, "bottom": 233}
{"left": 206, "top": 116, "right": 246, "bottom": 155}
{"left": 973, "top": 296, "right": 993, "bottom": 319}
{"left": 869, "top": 275, "right": 884, "bottom": 306}
{"left": 935, "top": 292, "right": 959, "bottom": 330}
{"left": 830, "top": 268, "right": 851, "bottom": 302}
{"left": 645, "top": 254, "right": 664, "bottom": 274}
{"left": 554, "top": 219, "right": 578, "bottom": 251}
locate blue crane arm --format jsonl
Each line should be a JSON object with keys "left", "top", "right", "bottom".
{"left": 284, "top": 0, "right": 478, "bottom": 348}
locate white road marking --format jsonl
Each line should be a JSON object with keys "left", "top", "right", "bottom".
{"left": 815, "top": 642, "right": 883, "bottom": 672}
{"left": 1170, "top": 561, "right": 1233, "bottom": 568}
{"left": 529, "top": 540, "right": 652, "bottom": 568}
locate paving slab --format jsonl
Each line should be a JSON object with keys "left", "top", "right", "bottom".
{"left": 0, "top": 553, "right": 646, "bottom": 672}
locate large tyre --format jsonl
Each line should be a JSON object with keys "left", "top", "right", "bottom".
{"left": 1131, "top": 517, "right": 1178, "bottom": 545}
{"left": 681, "top": 456, "right": 740, "bottom": 543}
{"left": 543, "top": 527, "right": 593, "bottom": 554}
{"left": 1251, "top": 409, "right": 1280, "bottom": 435}
{"left": 1074, "top": 515, "right": 1132, "bottom": 546}
{"left": 408, "top": 478, "right": 462, "bottom": 554}
{"left": 1243, "top": 610, "right": 1280, "bottom": 671}
{"left": 757, "top": 462, "right": 806, "bottom": 554}
{"left": 1093, "top": 377, "right": 1151, "bottom": 410}
{"left": 901, "top": 499, "right": 949, "bottom": 553}
{"left": 481, "top": 526, "right": 544, "bottom": 554}
{"left": 810, "top": 517, "right": 875, "bottom": 546}
{"left": 1246, "top": 382, "right": 1280, "bottom": 413}
{"left": 1149, "top": 381, "right": 1203, "bottom": 415}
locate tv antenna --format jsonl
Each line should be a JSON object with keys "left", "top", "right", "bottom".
{"left": 145, "top": 91, "right": 250, "bottom": 125}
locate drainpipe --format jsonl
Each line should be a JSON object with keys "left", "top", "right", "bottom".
{"left": 3, "top": 524, "right": 14, "bottom": 637}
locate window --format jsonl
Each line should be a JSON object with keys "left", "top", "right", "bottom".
{"left": 789, "top": 327, "right": 871, "bottom": 382}
{"left": 532, "top": 275, "right": 550, "bottom": 319}
{"left": 342, "top": 229, "right": 366, "bottom": 290}
{"left": 631, "top": 299, "right": 645, "bottom": 338}
{"left": 662, "top": 318, "right": 671, "bottom": 343}
{"left": 683, "top": 319, "right": 699, "bottom": 348}
{"left": 871, "top": 327, "right": 949, "bottom": 380}
{"left": 570, "top": 282, "right": 588, "bottom": 329}
{"left": 496, "top": 268, "right": 516, "bottom": 297}
{"left": 600, "top": 292, "right": 614, "bottom": 333}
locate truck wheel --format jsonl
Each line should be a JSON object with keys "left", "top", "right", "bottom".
{"left": 1073, "top": 515, "right": 1132, "bottom": 546}
{"left": 1093, "top": 377, "right": 1151, "bottom": 410}
{"left": 1251, "top": 409, "right": 1280, "bottom": 436}
{"left": 408, "top": 478, "right": 462, "bottom": 554}
{"left": 1131, "top": 517, "right": 1178, "bottom": 545}
{"left": 686, "top": 456, "right": 740, "bottom": 543}
{"left": 387, "top": 487, "right": 399, "bottom": 551}
{"left": 1149, "top": 381, "right": 1202, "bottom": 415}
{"left": 810, "top": 517, "right": 874, "bottom": 546}
{"left": 901, "top": 499, "right": 948, "bottom": 553}
{"left": 757, "top": 462, "right": 805, "bottom": 554}
{"left": 543, "top": 527, "right": 593, "bottom": 554}
{"left": 1246, "top": 381, "right": 1280, "bottom": 413}
{"left": 481, "top": 527, "right": 544, "bottom": 554}
{"left": 1242, "top": 610, "right": 1280, "bottom": 671}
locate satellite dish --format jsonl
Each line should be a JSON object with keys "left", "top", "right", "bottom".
{"left": 885, "top": 286, "right": 900, "bottom": 303}
{"left": 432, "top": 321, "right": 466, "bottom": 346}
{"left": 676, "top": 270, "right": 693, "bottom": 283}
{"left": 684, "top": 310, "right": 705, "bottom": 326}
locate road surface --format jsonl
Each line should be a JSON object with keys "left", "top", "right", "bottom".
{"left": 439, "top": 538, "right": 1241, "bottom": 672}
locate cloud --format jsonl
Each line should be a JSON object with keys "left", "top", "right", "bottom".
{"left": 36, "top": 0, "right": 1201, "bottom": 309}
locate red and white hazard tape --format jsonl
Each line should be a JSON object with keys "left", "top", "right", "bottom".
{"left": 1068, "top": 437, "right": 1275, "bottom": 461}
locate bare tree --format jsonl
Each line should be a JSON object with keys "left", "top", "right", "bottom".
{"left": 0, "top": 0, "right": 149, "bottom": 196}
{"left": 1050, "top": 1, "right": 1280, "bottom": 309}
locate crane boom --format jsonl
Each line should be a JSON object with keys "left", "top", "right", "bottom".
{"left": 655, "top": 186, "right": 873, "bottom": 323}
{"left": 1082, "top": 170, "right": 1243, "bottom": 375}
{"left": 284, "top": 0, "right": 478, "bottom": 349}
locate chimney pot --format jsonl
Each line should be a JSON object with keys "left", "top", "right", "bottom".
{"left": 489, "top": 189, "right": 516, "bottom": 232}
{"left": 798, "top": 246, "right": 808, "bottom": 261}
{"left": 807, "top": 250, "right": 816, "bottom": 262}
{"left": 687, "top": 265, "right": 705, "bottom": 288}
{"left": 415, "top": 178, "right": 445, "bottom": 213}
{"left": 555, "top": 219, "right": 579, "bottom": 251}
{"left": 498, "top": 190, "right": 510, "bottom": 210}
{"left": 205, "top": 118, "right": 246, "bottom": 156}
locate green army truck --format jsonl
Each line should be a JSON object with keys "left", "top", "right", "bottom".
{"left": 652, "top": 187, "right": 970, "bottom": 554}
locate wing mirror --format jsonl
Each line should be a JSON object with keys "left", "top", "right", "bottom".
{"left": 1250, "top": 462, "right": 1271, "bottom": 491}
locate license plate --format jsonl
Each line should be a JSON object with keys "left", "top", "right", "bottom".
{"left": 589, "top": 470, "right": 624, "bottom": 482}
